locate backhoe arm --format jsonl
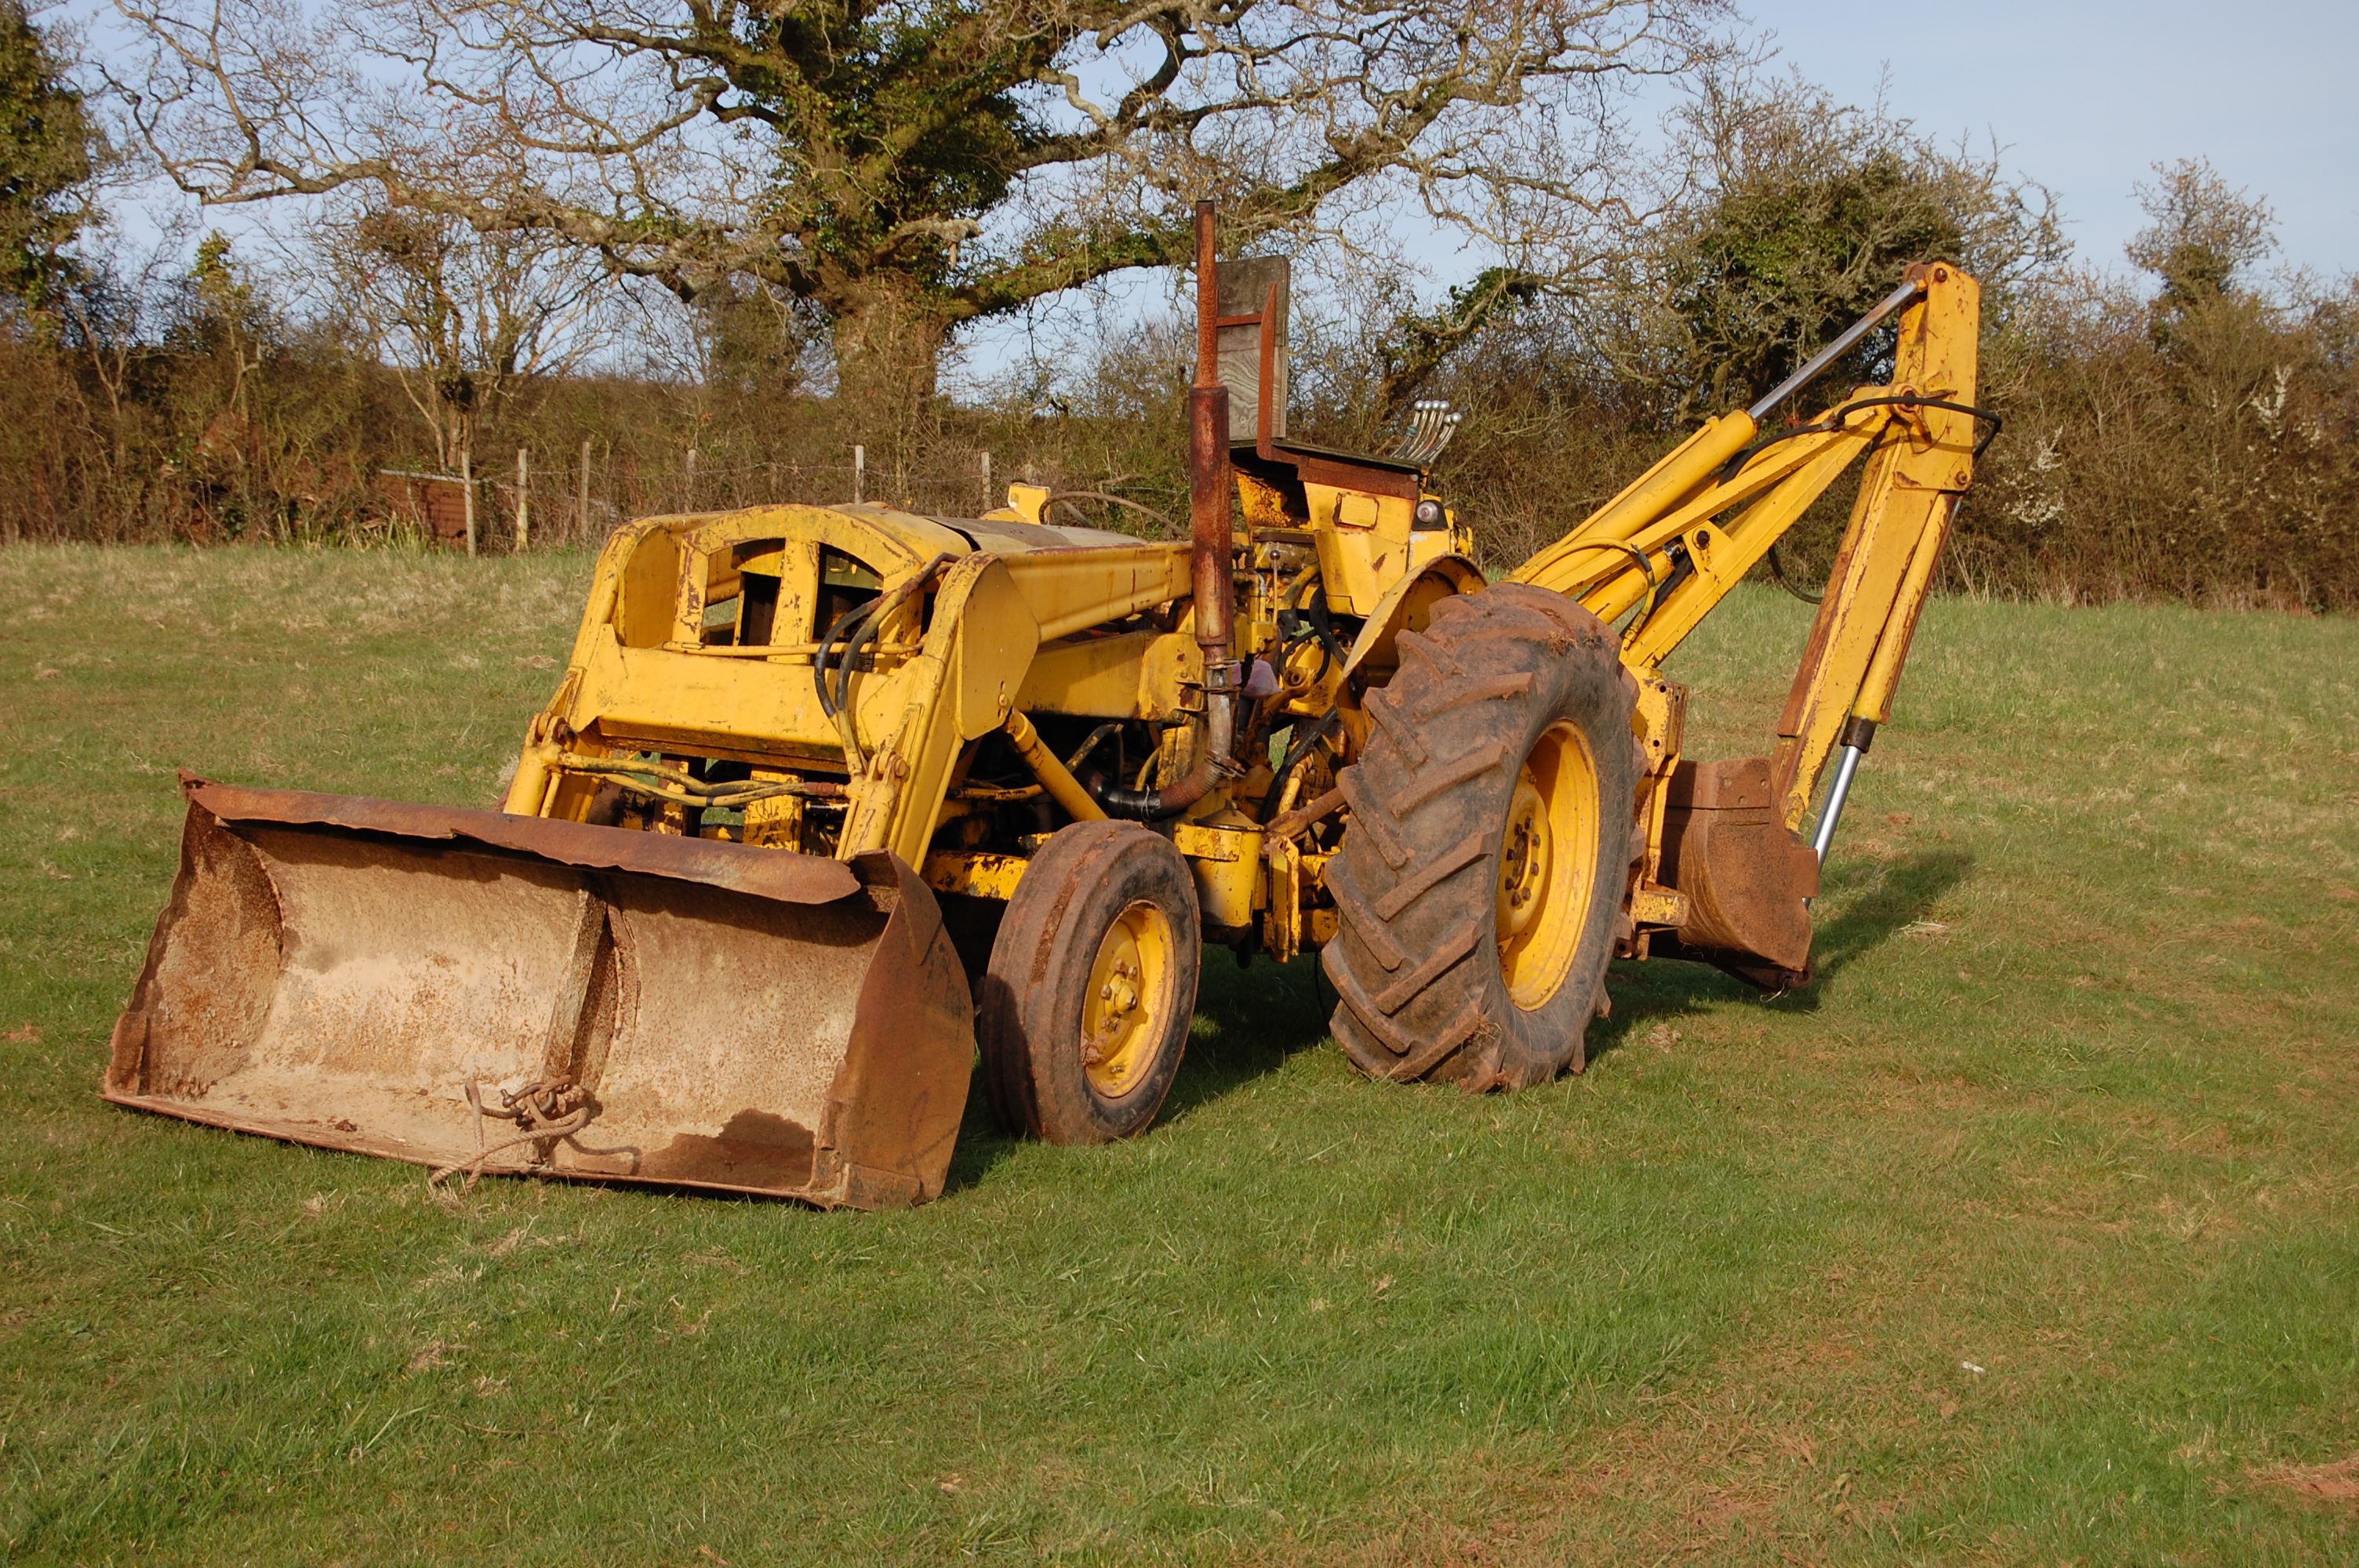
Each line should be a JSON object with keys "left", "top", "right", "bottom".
{"left": 1508, "top": 261, "right": 1986, "bottom": 837}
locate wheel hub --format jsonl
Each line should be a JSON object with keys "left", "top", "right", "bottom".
{"left": 1496, "top": 720, "right": 1602, "bottom": 1011}
{"left": 1081, "top": 902, "right": 1172, "bottom": 1097}
{"left": 1497, "top": 776, "right": 1552, "bottom": 939}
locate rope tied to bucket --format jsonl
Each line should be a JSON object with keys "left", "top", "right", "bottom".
{"left": 427, "top": 1077, "right": 597, "bottom": 1195}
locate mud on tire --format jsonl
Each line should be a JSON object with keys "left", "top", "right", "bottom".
{"left": 978, "top": 820, "right": 1202, "bottom": 1143}
{"left": 1323, "top": 585, "right": 1645, "bottom": 1090}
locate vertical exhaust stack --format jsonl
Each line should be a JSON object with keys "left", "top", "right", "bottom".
{"left": 1098, "top": 200, "right": 1238, "bottom": 819}
{"left": 1190, "top": 199, "right": 1234, "bottom": 673}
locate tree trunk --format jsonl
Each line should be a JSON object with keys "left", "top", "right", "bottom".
{"left": 828, "top": 288, "right": 952, "bottom": 502}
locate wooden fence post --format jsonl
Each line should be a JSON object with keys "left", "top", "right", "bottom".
{"left": 514, "top": 447, "right": 530, "bottom": 552}
{"left": 460, "top": 447, "right": 475, "bottom": 557}
{"left": 578, "top": 437, "right": 592, "bottom": 541}
{"left": 853, "top": 444, "right": 865, "bottom": 505}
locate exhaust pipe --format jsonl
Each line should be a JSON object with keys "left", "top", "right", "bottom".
{"left": 1100, "top": 199, "right": 1239, "bottom": 821}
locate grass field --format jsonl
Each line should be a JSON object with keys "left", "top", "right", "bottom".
{"left": 2, "top": 543, "right": 2356, "bottom": 1565}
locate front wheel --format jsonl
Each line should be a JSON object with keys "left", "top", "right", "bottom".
{"left": 978, "top": 822, "right": 1202, "bottom": 1143}
{"left": 1325, "top": 585, "right": 1643, "bottom": 1090}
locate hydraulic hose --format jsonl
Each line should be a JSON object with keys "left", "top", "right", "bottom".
{"left": 1095, "top": 695, "right": 1234, "bottom": 820}
{"left": 811, "top": 599, "right": 878, "bottom": 720}
{"left": 1257, "top": 711, "right": 1339, "bottom": 819}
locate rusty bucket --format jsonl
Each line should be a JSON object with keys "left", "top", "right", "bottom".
{"left": 103, "top": 779, "right": 975, "bottom": 1208}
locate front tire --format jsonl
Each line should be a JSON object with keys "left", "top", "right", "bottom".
{"left": 1325, "top": 585, "right": 1643, "bottom": 1090}
{"left": 978, "top": 822, "right": 1202, "bottom": 1143}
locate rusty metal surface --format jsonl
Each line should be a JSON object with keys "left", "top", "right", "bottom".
{"left": 104, "top": 786, "right": 973, "bottom": 1208}
{"left": 1262, "top": 785, "right": 1344, "bottom": 847}
{"left": 1659, "top": 757, "right": 1820, "bottom": 986}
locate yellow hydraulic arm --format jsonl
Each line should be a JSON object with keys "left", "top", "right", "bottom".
{"left": 1508, "top": 260, "right": 1991, "bottom": 844}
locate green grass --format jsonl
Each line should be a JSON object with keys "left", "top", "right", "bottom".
{"left": 2, "top": 543, "right": 2356, "bottom": 1564}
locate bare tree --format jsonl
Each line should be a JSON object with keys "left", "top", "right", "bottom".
{"left": 323, "top": 202, "right": 616, "bottom": 470}
{"left": 111, "top": 0, "right": 1732, "bottom": 416}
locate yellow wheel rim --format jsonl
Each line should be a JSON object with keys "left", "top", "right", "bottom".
{"left": 1082, "top": 899, "right": 1176, "bottom": 1100}
{"left": 1496, "top": 720, "right": 1602, "bottom": 1011}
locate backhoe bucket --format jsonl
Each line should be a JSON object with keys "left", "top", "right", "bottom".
{"left": 103, "top": 779, "right": 975, "bottom": 1209}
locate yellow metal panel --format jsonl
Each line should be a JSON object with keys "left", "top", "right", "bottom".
{"left": 569, "top": 633, "right": 841, "bottom": 755}
{"left": 1340, "top": 554, "right": 1485, "bottom": 679}
{"left": 1016, "top": 632, "right": 1151, "bottom": 718}
{"left": 1304, "top": 483, "right": 1414, "bottom": 614}
{"left": 616, "top": 522, "right": 682, "bottom": 649}
{"left": 742, "top": 792, "right": 805, "bottom": 850}
{"left": 1263, "top": 835, "right": 1303, "bottom": 964}
{"left": 999, "top": 483, "right": 1052, "bottom": 524}
{"left": 1014, "top": 630, "right": 1201, "bottom": 720}
{"left": 1629, "top": 885, "right": 1689, "bottom": 927}
{"left": 949, "top": 560, "right": 1042, "bottom": 740}
{"left": 998, "top": 543, "right": 1194, "bottom": 641}
{"left": 1176, "top": 815, "right": 1264, "bottom": 927}
{"left": 1171, "top": 821, "right": 1249, "bottom": 862}
{"left": 920, "top": 849, "right": 1031, "bottom": 901}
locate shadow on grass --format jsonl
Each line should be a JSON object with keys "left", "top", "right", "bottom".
{"left": 1159, "top": 949, "right": 1334, "bottom": 1126}
{"left": 1589, "top": 846, "right": 1978, "bottom": 1054}
{"left": 942, "top": 1073, "right": 1018, "bottom": 1195}
{"left": 940, "top": 948, "right": 1335, "bottom": 1193}
{"left": 945, "top": 848, "right": 1973, "bottom": 1186}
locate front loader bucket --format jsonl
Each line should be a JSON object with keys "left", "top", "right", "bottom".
{"left": 104, "top": 779, "right": 974, "bottom": 1209}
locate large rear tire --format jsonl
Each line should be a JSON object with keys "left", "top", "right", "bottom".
{"left": 978, "top": 821, "right": 1202, "bottom": 1143}
{"left": 1324, "top": 585, "right": 1644, "bottom": 1090}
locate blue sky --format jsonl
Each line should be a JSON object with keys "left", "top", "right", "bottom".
{"left": 1754, "top": 0, "right": 2359, "bottom": 278}
{"left": 958, "top": 1, "right": 2359, "bottom": 389}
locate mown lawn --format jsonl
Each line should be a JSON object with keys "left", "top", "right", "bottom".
{"left": 2, "top": 543, "right": 2354, "bottom": 1565}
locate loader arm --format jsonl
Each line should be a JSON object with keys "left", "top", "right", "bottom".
{"left": 1507, "top": 260, "right": 1986, "bottom": 835}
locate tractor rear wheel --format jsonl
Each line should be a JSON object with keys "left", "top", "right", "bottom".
{"left": 979, "top": 821, "right": 1202, "bottom": 1143}
{"left": 1324, "top": 585, "right": 1643, "bottom": 1089}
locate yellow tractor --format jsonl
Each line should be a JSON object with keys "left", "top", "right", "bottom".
{"left": 105, "top": 205, "right": 1993, "bottom": 1208}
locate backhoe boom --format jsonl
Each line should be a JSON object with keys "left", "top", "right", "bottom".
{"left": 1510, "top": 261, "right": 1986, "bottom": 840}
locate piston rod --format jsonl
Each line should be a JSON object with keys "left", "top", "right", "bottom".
{"left": 1749, "top": 278, "right": 1926, "bottom": 423}
{"left": 1810, "top": 716, "right": 1877, "bottom": 861}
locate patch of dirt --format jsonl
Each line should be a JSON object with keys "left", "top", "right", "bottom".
{"left": 2252, "top": 1455, "right": 2359, "bottom": 1506}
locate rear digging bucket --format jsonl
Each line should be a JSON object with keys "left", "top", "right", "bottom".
{"left": 104, "top": 779, "right": 975, "bottom": 1208}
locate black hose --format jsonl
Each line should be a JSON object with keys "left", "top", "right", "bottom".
{"left": 1768, "top": 539, "right": 1826, "bottom": 605}
{"left": 1096, "top": 782, "right": 1186, "bottom": 821}
{"left": 1302, "top": 580, "right": 1347, "bottom": 670}
{"left": 833, "top": 598, "right": 894, "bottom": 718}
{"left": 812, "top": 598, "right": 881, "bottom": 720}
{"left": 1259, "top": 711, "right": 1339, "bottom": 818}
{"left": 1093, "top": 724, "right": 1190, "bottom": 821}
{"left": 1715, "top": 395, "right": 2005, "bottom": 488}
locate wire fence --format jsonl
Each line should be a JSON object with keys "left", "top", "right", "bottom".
{"left": 373, "top": 443, "right": 1143, "bottom": 554}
